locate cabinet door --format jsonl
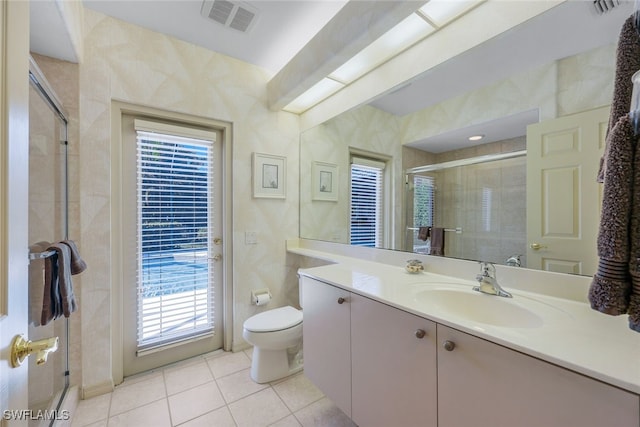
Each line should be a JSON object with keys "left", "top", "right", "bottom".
{"left": 437, "top": 325, "right": 640, "bottom": 427}
{"left": 301, "top": 276, "right": 352, "bottom": 417}
{"left": 351, "top": 294, "right": 437, "bottom": 427}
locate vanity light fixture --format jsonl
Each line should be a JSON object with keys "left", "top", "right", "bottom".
{"left": 418, "top": 0, "right": 481, "bottom": 27}
{"left": 283, "top": 77, "right": 344, "bottom": 114}
{"left": 468, "top": 134, "right": 484, "bottom": 141}
{"left": 329, "top": 14, "right": 435, "bottom": 84}
{"left": 283, "top": 0, "right": 485, "bottom": 114}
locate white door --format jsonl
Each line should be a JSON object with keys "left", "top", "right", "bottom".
{"left": 526, "top": 106, "right": 608, "bottom": 275}
{"left": 121, "top": 114, "right": 224, "bottom": 376}
{"left": 0, "top": 0, "right": 31, "bottom": 420}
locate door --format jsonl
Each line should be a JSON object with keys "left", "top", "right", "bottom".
{"left": 437, "top": 325, "right": 639, "bottom": 427}
{"left": 121, "top": 114, "right": 224, "bottom": 376}
{"left": 526, "top": 106, "right": 608, "bottom": 275}
{"left": 0, "top": 0, "right": 31, "bottom": 419}
{"left": 351, "top": 293, "right": 437, "bottom": 427}
{"left": 300, "top": 276, "right": 351, "bottom": 417}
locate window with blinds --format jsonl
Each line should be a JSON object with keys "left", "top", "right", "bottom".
{"left": 135, "top": 119, "right": 216, "bottom": 353}
{"left": 413, "top": 175, "right": 435, "bottom": 228}
{"left": 350, "top": 157, "right": 385, "bottom": 247}
{"left": 412, "top": 174, "right": 435, "bottom": 253}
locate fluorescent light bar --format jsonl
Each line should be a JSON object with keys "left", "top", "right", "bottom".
{"left": 329, "top": 13, "right": 435, "bottom": 84}
{"left": 283, "top": 78, "right": 344, "bottom": 114}
{"left": 419, "top": 0, "right": 480, "bottom": 27}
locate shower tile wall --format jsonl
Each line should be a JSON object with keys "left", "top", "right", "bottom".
{"left": 29, "top": 54, "right": 82, "bottom": 399}
{"left": 433, "top": 137, "right": 527, "bottom": 266}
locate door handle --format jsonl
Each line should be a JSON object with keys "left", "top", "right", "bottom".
{"left": 11, "top": 334, "right": 59, "bottom": 367}
{"left": 529, "top": 243, "right": 547, "bottom": 251}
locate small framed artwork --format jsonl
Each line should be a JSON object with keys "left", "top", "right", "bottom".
{"left": 253, "top": 152, "right": 286, "bottom": 199}
{"left": 312, "top": 161, "right": 338, "bottom": 201}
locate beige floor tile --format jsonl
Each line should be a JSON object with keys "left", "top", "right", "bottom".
{"left": 177, "top": 406, "right": 237, "bottom": 427}
{"left": 164, "top": 361, "right": 214, "bottom": 395}
{"left": 216, "top": 368, "right": 269, "bottom": 403}
{"left": 243, "top": 347, "right": 253, "bottom": 360}
{"left": 268, "top": 414, "right": 302, "bottom": 427}
{"left": 206, "top": 351, "right": 251, "bottom": 379}
{"left": 273, "top": 373, "right": 324, "bottom": 413}
{"left": 71, "top": 393, "right": 111, "bottom": 427}
{"left": 110, "top": 373, "right": 166, "bottom": 416}
{"left": 81, "top": 421, "right": 108, "bottom": 427}
{"left": 107, "top": 399, "right": 171, "bottom": 427}
{"left": 228, "top": 388, "right": 291, "bottom": 427}
{"left": 167, "top": 381, "right": 226, "bottom": 425}
{"left": 294, "top": 398, "right": 356, "bottom": 427}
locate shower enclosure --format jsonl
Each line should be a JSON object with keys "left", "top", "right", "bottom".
{"left": 27, "top": 58, "right": 71, "bottom": 425}
{"left": 405, "top": 151, "right": 527, "bottom": 267}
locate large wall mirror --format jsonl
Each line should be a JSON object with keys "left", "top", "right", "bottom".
{"left": 300, "top": 1, "right": 632, "bottom": 277}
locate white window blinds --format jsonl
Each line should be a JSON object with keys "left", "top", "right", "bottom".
{"left": 413, "top": 175, "right": 435, "bottom": 228}
{"left": 350, "top": 157, "right": 385, "bottom": 247}
{"left": 135, "top": 120, "right": 217, "bottom": 353}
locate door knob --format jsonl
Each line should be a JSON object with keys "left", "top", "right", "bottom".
{"left": 415, "top": 329, "right": 426, "bottom": 339}
{"left": 529, "top": 243, "right": 547, "bottom": 251}
{"left": 443, "top": 340, "right": 456, "bottom": 352}
{"left": 11, "top": 334, "right": 59, "bottom": 367}
{"left": 337, "top": 297, "right": 346, "bottom": 304}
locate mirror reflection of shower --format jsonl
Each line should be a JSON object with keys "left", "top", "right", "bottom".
{"left": 406, "top": 150, "right": 527, "bottom": 267}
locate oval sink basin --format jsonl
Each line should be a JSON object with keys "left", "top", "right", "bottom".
{"left": 414, "top": 288, "right": 556, "bottom": 328}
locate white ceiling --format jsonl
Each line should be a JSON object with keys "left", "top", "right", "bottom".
{"left": 81, "top": 0, "right": 348, "bottom": 75}
{"left": 29, "top": 0, "right": 634, "bottom": 153}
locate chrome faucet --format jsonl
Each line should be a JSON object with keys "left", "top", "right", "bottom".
{"left": 505, "top": 254, "right": 522, "bottom": 267}
{"left": 473, "top": 262, "right": 512, "bottom": 298}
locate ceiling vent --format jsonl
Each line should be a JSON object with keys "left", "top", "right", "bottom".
{"left": 201, "top": 0, "right": 259, "bottom": 33}
{"left": 592, "top": 0, "right": 620, "bottom": 14}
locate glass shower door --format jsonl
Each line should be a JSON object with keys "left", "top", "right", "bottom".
{"left": 27, "top": 70, "right": 69, "bottom": 426}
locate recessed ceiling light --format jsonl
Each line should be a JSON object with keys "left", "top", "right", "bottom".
{"left": 468, "top": 134, "right": 484, "bottom": 141}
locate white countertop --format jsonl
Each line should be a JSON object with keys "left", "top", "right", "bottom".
{"left": 292, "top": 245, "right": 640, "bottom": 395}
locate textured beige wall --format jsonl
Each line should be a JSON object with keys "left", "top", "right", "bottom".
{"left": 401, "top": 44, "right": 615, "bottom": 146}
{"left": 78, "top": 10, "right": 300, "bottom": 393}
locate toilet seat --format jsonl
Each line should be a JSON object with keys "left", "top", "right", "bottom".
{"left": 244, "top": 306, "right": 302, "bottom": 333}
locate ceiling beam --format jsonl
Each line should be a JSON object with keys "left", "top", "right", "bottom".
{"left": 267, "top": 0, "right": 426, "bottom": 111}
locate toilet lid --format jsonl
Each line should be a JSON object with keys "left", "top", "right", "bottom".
{"left": 244, "top": 306, "right": 302, "bottom": 332}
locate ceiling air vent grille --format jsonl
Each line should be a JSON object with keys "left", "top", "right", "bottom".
{"left": 201, "top": 0, "right": 258, "bottom": 33}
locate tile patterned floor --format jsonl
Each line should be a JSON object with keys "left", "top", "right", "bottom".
{"left": 71, "top": 349, "right": 357, "bottom": 427}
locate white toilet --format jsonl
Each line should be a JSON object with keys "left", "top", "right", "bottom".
{"left": 243, "top": 305, "right": 303, "bottom": 383}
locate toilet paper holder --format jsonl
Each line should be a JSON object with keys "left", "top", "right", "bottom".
{"left": 251, "top": 288, "right": 272, "bottom": 306}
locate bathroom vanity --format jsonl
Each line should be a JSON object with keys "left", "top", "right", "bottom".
{"left": 292, "top": 241, "right": 640, "bottom": 427}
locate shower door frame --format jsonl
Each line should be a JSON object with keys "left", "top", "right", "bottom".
{"left": 28, "top": 56, "right": 71, "bottom": 423}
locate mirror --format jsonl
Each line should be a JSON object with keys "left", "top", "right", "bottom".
{"left": 300, "top": 1, "right": 631, "bottom": 275}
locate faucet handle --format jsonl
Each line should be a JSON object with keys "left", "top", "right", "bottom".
{"left": 478, "top": 261, "right": 496, "bottom": 276}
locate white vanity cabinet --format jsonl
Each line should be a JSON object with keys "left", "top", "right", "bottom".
{"left": 301, "top": 276, "right": 352, "bottom": 417}
{"left": 437, "top": 325, "right": 640, "bottom": 427}
{"left": 301, "top": 276, "right": 437, "bottom": 427}
{"left": 350, "top": 292, "right": 437, "bottom": 427}
{"left": 301, "top": 275, "right": 640, "bottom": 427}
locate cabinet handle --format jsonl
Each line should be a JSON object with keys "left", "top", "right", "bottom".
{"left": 415, "top": 329, "right": 426, "bottom": 339}
{"left": 443, "top": 340, "right": 456, "bottom": 351}
{"left": 337, "top": 297, "right": 346, "bottom": 304}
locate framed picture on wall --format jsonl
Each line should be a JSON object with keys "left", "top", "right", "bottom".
{"left": 253, "top": 152, "right": 286, "bottom": 199}
{"left": 312, "top": 161, "right": 338, "bottom": 201}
